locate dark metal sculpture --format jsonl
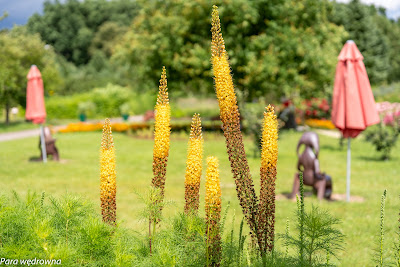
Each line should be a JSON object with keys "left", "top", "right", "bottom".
{"left": 38, "top": 126, "right": 59, "bottom": 161}
{"left": 290, "top": 132, "right": 332, "bottom": 200}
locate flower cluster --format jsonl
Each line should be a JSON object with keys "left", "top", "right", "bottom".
{"left": 376, "top": 102, "right": 400, "bottom": 127}
{"left": 298, "top": 98, "right": 330, "bottom": 120}
{"left": 257, "top": 105, "right": 278, "bottom": 253}
{"left": 152, "top": 67, "right": 171, "bottom": 214}
{"left": 100, "top": 118, "right": 117, "bottom": 226}
{"left": 205, "top": 156, "right": 222, "bottom": 266}
{"left": 184, "top": 114, "right": 203, "bottom": 215}
{"left": 211, "top": 5, "right": 258, "bottom": 241}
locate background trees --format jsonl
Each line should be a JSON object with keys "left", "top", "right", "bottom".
{"left": 111, "top": 0, "right": 347, "bottom": 100}
{"left": 0, "top": 26, "right": 62, "bottom": 124}
{"left": 0, "top": 0, "right": 398, "bottom": 110}
{"left": 330, "top": 0, "right": 390, "bottom": 85}
{"left": 27, "top": 0, "right": 138, "bottom": 65}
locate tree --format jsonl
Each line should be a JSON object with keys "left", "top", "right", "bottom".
{"left": 0, "top": 26, "right": 62, "bottom": 124}
{"left": 330, "top": 0, "right": 390, "bottom": 85}
{"left": 112, "top": 0, "right": 346, "bottom": 100}
{"left": 27, "top": 0, "right": 138, "bottom": 65}
{"left": 373, "top": 9, "right": 400, "bottom": 83}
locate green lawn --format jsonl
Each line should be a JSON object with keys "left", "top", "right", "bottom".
{"left": 0, "top": 129, "right": 399, "bottom": 265}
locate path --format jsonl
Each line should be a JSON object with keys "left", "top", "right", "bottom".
{"left": 0, "top": 115, "right": 144, "bottom": 142}
{"left": 0, "top": 118, "right": 340, "bottom": 142}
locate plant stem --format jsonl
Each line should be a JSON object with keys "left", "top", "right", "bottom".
{"left": 379, "top": 189, "right": 387, "bottom": 267}
{"left": 65, "top": 219, "right": 69, "bottom": 246}
{"left": 149, "top": 218, "right": 152, "bottom": 255}
{"left": 299, "top": 172, "right": 305, "bottom": 266}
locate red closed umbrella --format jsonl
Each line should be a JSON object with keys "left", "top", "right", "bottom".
{"left": 26, "top": 65, "right": 47, "bottom": 162}
{"left": 331, "top": 40, "right": 380, "bottom": 201}
{"left": 26, "top": 65, "right": 46, "bottom": 124}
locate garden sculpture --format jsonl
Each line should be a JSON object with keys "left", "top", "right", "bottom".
{"left": 38, "top": 126, "right": 59, "bottom": 161}
{"left": 290, "top": 131, "right": 332, "bottom": 200}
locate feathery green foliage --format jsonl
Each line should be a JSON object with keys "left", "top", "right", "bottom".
{"left": 283, "top": 173, "right": 345, "bottom": 266}
{"left": 0, "top": 191, "right": 135, "bottom": 266}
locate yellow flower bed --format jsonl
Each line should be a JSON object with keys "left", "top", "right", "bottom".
{"left": 304, "top": 119, "right": 336, "bottom": 130}
{"left": 58, "top": 122, "right": 149, "bottom": 133}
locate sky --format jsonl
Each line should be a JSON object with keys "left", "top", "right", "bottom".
{"left": 0, "top": 0, "right": 399, "bottom": 29}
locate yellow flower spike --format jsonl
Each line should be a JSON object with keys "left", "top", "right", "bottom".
{"left": 153, "top": 66, "right": 171, "bottom": 159}
{"left": 184, "top": 114, "right": 203, "bottom": 215}
{"left": 211, "top": 5, "right": 258, "bottom": 245}
{"left": 100, "top": 118, "right": 117, "bottom": 226}
{"left": 151, "top": 67, "right": 171, "bottom": 218}
{"left": 261, "top": 105, "right": 278, "bottom": 170}
{"left": 211, "top": 5, "right": 238, "bottom": 123}
{"left": 257, "top": 104, "right": 279, "bottom": 253}
{"left": 205, "top": 156, "right": 222, "bottom": 266}
{"left": 205, "top": 156, "right": 221, "bottom": 210}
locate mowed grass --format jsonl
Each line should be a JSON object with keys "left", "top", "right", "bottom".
{"left": 0, "top": 129, "right": 400, "bottom": 265}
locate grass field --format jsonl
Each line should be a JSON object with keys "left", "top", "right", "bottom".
{"left": 0, "top": 129, "right": 399, "bottom": 265}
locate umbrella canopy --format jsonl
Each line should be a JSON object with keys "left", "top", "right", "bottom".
{"left": 26, "top": 65, "right": 46, "bottom": 124}
{"left": 331, "top": 40, "right": 379, "bottom": 138}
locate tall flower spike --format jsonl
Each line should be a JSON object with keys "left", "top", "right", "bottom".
{"left": 211, "top": 5, "right": 258, "bottom": 242}
{"left": 257, "top": 105, "right": 278, "bottom": 253}
{"left": 205, "top": 156, "right": 222, "bottom": 267}
{"left": 100, "top": 118, "right": 117, "bottom": 226}
{"left": 184, "top": 114, "right": 203, "bottom": 215}
{"left": 152, "top": 66, "right": 171, "bottom": 213}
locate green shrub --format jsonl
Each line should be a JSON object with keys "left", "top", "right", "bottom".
{"left": 170, "top": 97, "right": 220, "bottom": 119}
{"left": 91, "top": 84, "right": 132, "bottom": 117}
{"left": 46, "top": 93, "right": 92, "bottom": 119}
{"left": 45, "top": 84, "right": 156, "bottom": 119}
{"left": 365, "top": 123, "right": 399, "bottom": 160}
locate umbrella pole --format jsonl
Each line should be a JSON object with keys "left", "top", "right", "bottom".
{"left": 40, "top": 125, "right": 47, "bottom": 163}
{"left": 346, "top": 138, "right": 351, "bottom": 202}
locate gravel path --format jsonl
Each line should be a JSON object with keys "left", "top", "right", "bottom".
{"left": 0, "top": 115, "right": 145, "bottom": 142}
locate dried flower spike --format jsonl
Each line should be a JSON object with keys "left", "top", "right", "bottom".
{"left": 100, "top": 118, "right": 117, "bottom": 226}
{"left": 184, "top": 114, "right": 203, "bottom": 215}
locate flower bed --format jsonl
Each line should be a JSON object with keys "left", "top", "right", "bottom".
{"left": 57, "top": 120, "right": 223, "bottom": 133}
{"left": 298, "top": 98, "right": 331, "bottom": 120}
{"left": 304, "top": 119, "right": 336, "bottom": 130}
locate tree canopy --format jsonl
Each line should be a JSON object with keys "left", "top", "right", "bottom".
{"left": 112, "top": 0, "right": 347, "bottom": 100}
{"left": 330, "top": 0, "right": 390, "bottom": 84}
{"left": 27, "top": 0, "right": 138, "bottom": 65}
{"left": 21, "top": 0, "right": 400, "bottom": 101}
